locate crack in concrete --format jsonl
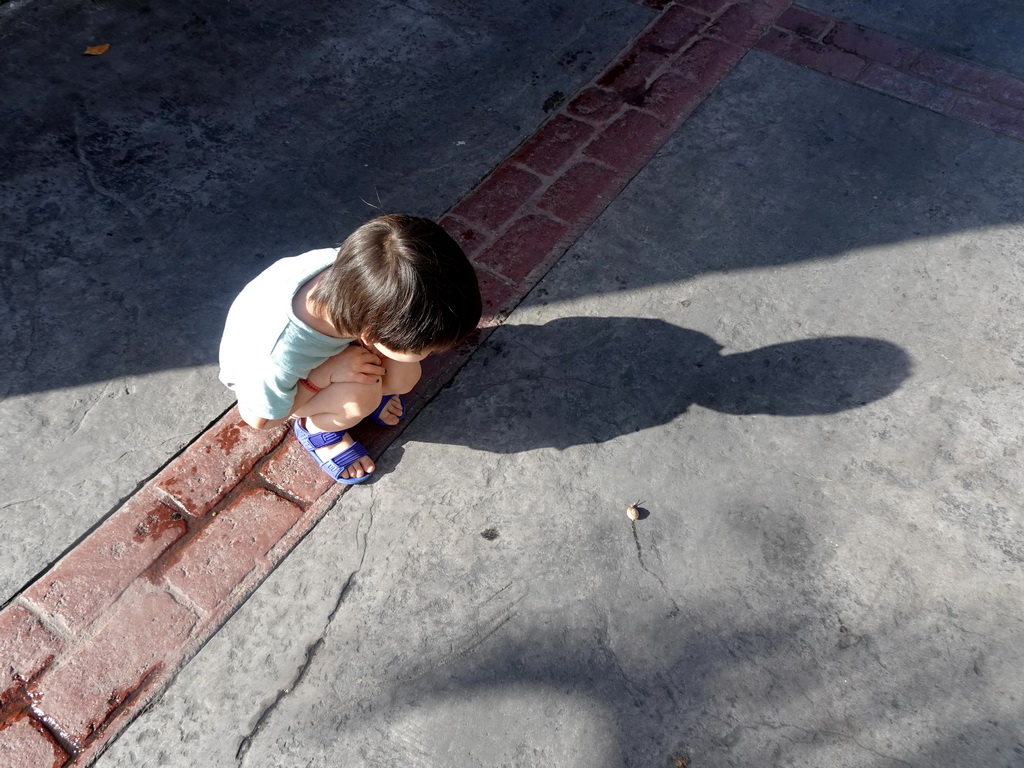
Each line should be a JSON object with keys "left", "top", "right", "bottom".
{"left": 594, "top": 618, "right": 646, "bottom": 710}
{"left": 0, "top": 494, "right": 45, "bottom": 512}
{"left": 742, "top": 718, "right": 914, "bottom": 767}
{"left": 234, "top": 636, "right": 323, "bottom": 765}
{"left": 481, "top": 581, "right": 514, "bottom": 606}
{"left": 395, "top": 595, "right": 526, "bottom": 685}
{"left": 539, "top": 372, "right": 613, "bottom": 390}
{"left": 72, "top": 112, "right": 144, "bottom": 223}
{"left": 630, "top": 522, "right": 680, "bottom": 615}
{"left": 235, "top": 506, "right": 374, "bottom": 766}
{"left": 630, "top": 521, "right": 644, "bottom": 566}
{"left": 739, "top": 665, "right": 908, "bottom": 766}
{"left": 0, "top": 247, "right": 28, "bottom": 386}
{"left": 383, "top": 0, "right": 475, "bottom": 32}
{"left": 1, "top": 254, "right": 39, "bottom": 388}
{"left": 65, "top": 388, "right": 106, "bottom": 440}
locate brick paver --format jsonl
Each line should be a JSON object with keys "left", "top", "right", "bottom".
{"left": 0, "top": 720, "right": 68, "bottom": 768}
{"left": 36, "top": 589, "right": 197, "bottom": 748}
{"left": 163, "top": 489, "right": 303, "bottom": 615}
{"left": 153, "top": 413, "right": 288, "bottom": 518}
{"left": 22, "top": 489, "right": 186, "bottom": 634}
{"left": 758, "top": 4, "right": 1024, "bottom": 143}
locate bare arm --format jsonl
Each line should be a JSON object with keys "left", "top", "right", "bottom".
{"left": 241, "top": 345, "right": 387, "bottom": 430}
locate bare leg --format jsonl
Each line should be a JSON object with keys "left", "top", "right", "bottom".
{"left": 286, "top": 351, "right": 424, "bottom": 479}
{"left": 374, "top": 359, "right": 422, "bottom": 425}
{"left": 291, "top": 378, "right": 383, "bottom": 481}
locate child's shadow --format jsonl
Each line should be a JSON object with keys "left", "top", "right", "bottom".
{"left": 420, "top": 316, "right": 912, "bottom": 453}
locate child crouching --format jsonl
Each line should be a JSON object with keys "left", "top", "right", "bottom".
{"left": 219, "top": 214, "right": 482, "bottom": 483}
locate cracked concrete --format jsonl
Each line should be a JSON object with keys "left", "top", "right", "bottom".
{"left": 95, "top": 45, "right": 1024, "bottom": 767}
{"left": 0, "top": 0, "right": 650, "bottom": 604}
{"left": 2, "top": 0, "right": 1023, "bottom": 763}
{"left": 236, "top": 506, "right": 374, "bottom": 766}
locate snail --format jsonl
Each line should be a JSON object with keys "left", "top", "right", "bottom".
{"left": 626, "top": 500, "right": 644, "bottom": 521}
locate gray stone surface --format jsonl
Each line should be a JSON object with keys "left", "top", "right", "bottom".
{"left": 803, "top": 0, "right": 1024, "bottom": 78}
{"left": 0, "top": 0, "right": 649, "bottom": 604}
{"left": 98, "top": 53, "right": 1024, "bottom": 767}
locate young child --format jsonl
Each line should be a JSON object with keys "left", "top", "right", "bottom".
{"left": 219, "top": 214, "right": 482, "bottom": 484}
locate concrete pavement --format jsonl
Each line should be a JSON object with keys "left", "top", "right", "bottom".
{"left": 0, "top": 0, "right": 649, "bottom": 606}
{"left": 3, "top": 0, "right": 1024, "bottom": 766}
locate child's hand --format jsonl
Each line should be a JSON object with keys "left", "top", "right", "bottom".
{"left": 329, "top": 344, "right": 387, "bottom": 385}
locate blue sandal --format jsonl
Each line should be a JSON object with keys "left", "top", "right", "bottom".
{"left": 367, "top": 394, "right": 406, "bottom": 426}
{"left": 293, "top": 418, "right": 372, "bottom": 485}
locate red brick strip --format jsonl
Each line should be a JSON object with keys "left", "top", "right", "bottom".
{"left": 0, "top": 2, "right": 790, "bottom": 764}
{"left": 757, "top": 5, "right": 1024, "bottom": 143}
{"left": 452, "top": 0, "right": 793, "bottom": 329}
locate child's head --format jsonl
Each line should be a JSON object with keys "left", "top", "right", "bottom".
{"left": 310, "top": 214, "right": 481, "bottom": 354}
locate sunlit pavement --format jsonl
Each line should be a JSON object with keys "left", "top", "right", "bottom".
{"left": 3, "top": 1, "right": 1024, "bottom": 766}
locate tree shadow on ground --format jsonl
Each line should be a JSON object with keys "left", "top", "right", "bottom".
{"left": 359, "top": 618, "right": 1024, "bottom": 767}
{"left": 418, "top": 316, "right": 911, "bottom": 453}
{"left": 303, "top": 543, "right": 1018, "bottom": 767}
{"left": 0, "top": 9, "right": 1022, "bottom": 399}
{"left": 0, "top": 0, "right": 642, "bottom": 398}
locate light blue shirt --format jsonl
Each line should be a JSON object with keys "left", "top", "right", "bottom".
{"left": 219, "top": 249, "right": 353, "bottom": 420}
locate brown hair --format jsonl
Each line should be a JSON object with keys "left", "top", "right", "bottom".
{"left": 309, "top": 214, "right": 481, "bottom": 352}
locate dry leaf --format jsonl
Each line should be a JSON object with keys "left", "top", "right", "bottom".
{"left": 84, "top": 44, "right": 111, "bottom": 56}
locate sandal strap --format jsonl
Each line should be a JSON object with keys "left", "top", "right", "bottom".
{"left": 322, "top": 442, "right": 370, "bottom": 475}
{"left": 294, "top": 419, "right": 348, "bottom": 449}
{"left": 292, "top": 420, "right": 372, "bottom": 484}
{"left": 368, "top": 394, "right": 406, "bottom": 426}
{"left": 306, "top": 429, "right": 348, "bottom": 449}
